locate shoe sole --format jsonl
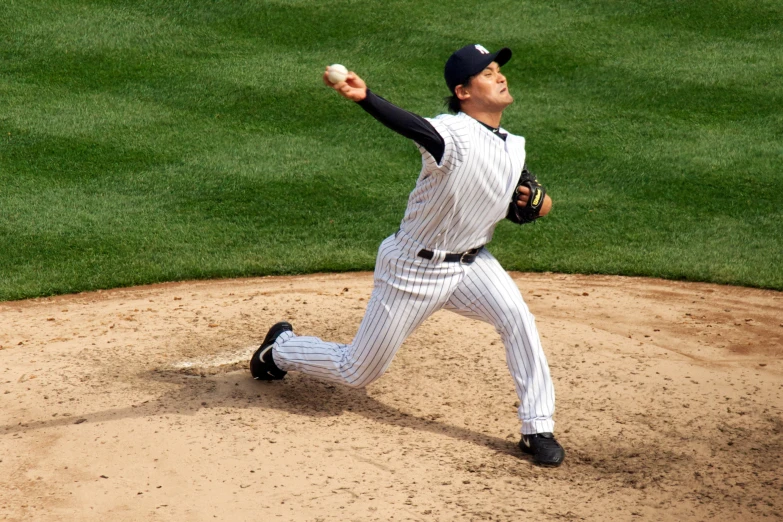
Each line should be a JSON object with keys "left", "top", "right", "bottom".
{"left": 533, "top": 457, "right": 564, "bottom": 467}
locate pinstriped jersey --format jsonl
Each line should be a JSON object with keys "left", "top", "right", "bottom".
{"left": 399, "top": 112, "right": 527, "bottom": 253}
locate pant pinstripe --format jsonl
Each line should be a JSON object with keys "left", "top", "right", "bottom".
{"left": 273, "top": 234, "right": 555, "bottom": 434}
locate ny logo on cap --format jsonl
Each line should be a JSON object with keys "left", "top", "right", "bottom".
{"left": 474, "top": 44, "right": 490, "bottom": 54}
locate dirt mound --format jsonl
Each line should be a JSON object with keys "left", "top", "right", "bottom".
{"left": 1, "top": 273, "right": 781, "bottom": 521}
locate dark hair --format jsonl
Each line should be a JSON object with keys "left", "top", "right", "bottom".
{"left": 444, "top": 94, "right": 461, "bottom": 113}
{"left": 442, "top": 74, "right": 476, "bottom": 114}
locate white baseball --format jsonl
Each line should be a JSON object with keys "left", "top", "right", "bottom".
{"left": 327, "top": 64, "right": 348, "bottom": 84}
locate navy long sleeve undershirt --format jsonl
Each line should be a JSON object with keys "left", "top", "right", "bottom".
{"left": 356, "top": 90, "right": 507, "bottom": 165}
{"left": 357, "top": 90, "right": 446, "bottom": 163}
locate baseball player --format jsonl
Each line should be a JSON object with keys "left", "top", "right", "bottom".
{"left": 251, "top": 44, "right": 564, "bottom": 466}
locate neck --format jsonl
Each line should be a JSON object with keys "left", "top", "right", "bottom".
{"left": 461, "top": 107, "right": 503, "bottom": 128}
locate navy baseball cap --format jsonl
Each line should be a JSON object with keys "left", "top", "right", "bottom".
{"left": 444, "top": 44, "right": 512, "bottom": 93}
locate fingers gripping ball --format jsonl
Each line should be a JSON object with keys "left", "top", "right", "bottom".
{"left": 327, "top": 64, "right": 348, "bottom": 84}
{"left": 506, "top": 167, "right": 547, "bottom": 225}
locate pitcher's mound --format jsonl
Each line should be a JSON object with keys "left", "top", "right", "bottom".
{"left": 1, "top": 272, "right": 781, "bottom": 521}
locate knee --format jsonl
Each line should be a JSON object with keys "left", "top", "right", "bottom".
{"left": 340, "top": 343, "right": 394, "bottom": 388}
{"left": 345, "top": 370, "right": 384, "bottom": 389}
{"left": 344, "top": 380, "right": 368, "bottom": 389}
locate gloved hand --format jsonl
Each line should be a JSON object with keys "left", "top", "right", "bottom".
{"left": 506, "top": 166, "right": 546, "bottom": 225}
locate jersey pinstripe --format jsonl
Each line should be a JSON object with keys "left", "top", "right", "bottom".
{"left": 270, "top": 111, "right": 556, "bottom": 436}
{"left": 401, "top": 113, "right": 526, "bottom": 253}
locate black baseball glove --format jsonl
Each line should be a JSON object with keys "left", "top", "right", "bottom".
{"left": 506, "top": 166, "right": 546, "bottom": 225}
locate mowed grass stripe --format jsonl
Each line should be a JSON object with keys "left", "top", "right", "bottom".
{"left": 0, "top": 0, "right": 781, "bottom": 300}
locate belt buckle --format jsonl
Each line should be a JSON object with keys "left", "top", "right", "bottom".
{"left": 459, "top": 251, "right": 472, "bottom": 264}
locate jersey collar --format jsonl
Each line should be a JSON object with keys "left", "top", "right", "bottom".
{"left": 478, "top": 121, "right": 508, "bottom": 141}
{"left": 458, "top": 112, "right": 508, "bottom": 141}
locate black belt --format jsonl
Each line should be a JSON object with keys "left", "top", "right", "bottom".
{"left": 417, "top": 246, "right": 483, "bottom": 264}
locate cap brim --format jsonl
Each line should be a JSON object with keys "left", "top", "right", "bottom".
{"left": 493, "top": 47, "right": 512, "bottom": 67}
{"left": 471, "top": 47, "right": 512, "bottom": 77}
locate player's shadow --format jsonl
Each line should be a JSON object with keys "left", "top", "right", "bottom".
{"left": 250, "top": 372, "right": 524, "bottom": 458}
{"left": 2, "top": 367, "right": 527, "bottom": 462}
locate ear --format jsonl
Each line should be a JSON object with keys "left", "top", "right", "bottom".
{"left": 455, "top": 84, "right": 471, "bottom": 101}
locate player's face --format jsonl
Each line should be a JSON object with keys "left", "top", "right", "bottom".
{"left": 465, "top": 62, "right": 513, "bottom": 110}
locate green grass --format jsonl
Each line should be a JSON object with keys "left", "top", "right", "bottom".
{"left": 1, "top": 0, "right": 781, "bottom": 301}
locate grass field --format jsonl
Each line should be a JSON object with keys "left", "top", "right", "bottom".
{"left": 1, "top": 0, "right": 781, "bottom": 301}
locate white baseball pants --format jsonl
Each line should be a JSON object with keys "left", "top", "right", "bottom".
{"left": 272, "top": 233, "right": 555, "bottom": 434}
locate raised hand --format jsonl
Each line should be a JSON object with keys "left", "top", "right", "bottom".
{"left": 323, "top": 66, "right": 367, "bottom": 102}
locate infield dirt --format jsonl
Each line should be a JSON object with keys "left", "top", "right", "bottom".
{"left": 1, "top": 273, "right": 781, "bottom": 521}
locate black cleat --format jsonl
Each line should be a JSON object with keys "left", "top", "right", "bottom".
{"left": 250, "top": 322, "right": 293, "bottom": 381}
{"left": 519, "top": 432, "right": 565, "bottom": 467}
